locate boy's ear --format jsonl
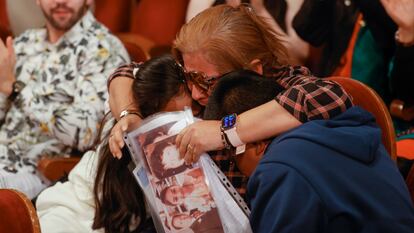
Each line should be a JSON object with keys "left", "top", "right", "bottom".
{"left": 249, "top": 59, "right": 263, "bottom": 75}
{"left": 235, "top": 140, "right": 269, "bottom": 177}
{"left": 253, "top": 141, "right": 268, "bottom": 157}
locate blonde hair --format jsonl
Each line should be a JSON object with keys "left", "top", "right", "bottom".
{"left": 173, "top": 4, "right": 289, "bottom": 74}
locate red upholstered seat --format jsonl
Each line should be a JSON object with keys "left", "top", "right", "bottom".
{"left": 0, "top": 189, "right": 41, "bottom": 233}
{"left": 0, "top": 0, "right": 12, "bottom": 41}
{"left": 94, "top": 0, "right": 132, "bottom": 33}
{"left": 129, "top": 0, "right": 189, "bottom": 46}
{"left": 328, "top": 77, "right": 397, "bottom": 161}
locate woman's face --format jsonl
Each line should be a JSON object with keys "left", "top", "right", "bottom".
{"left": 183, "top": 52, "right": 221, "bottom": 106}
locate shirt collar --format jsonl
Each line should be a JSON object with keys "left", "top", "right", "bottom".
{"left": 60, "top": 10, "right": 96, "bottom": 45}
{"left": 39, "top": 10, "right": 96, "bottom": 47}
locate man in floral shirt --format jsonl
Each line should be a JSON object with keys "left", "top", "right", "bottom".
{"left": 0, "top": 0, "right": 129, "bottom": 198}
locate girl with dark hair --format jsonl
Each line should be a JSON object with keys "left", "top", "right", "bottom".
{"left": 93, "top": 55, "right": 197, "bottom": 233}
{"left": 36, "top": 55, "right": 197, "bottom": 233}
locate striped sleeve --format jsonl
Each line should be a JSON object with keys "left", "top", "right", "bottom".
{"left": 107, "top": 62, "right": 141, "bottom": 90}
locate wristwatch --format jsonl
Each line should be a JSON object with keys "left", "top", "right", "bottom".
{"left": 221, "top": 113, "right": 246, "bottom": 154}
{"left": 8, "top": 80, "right": 25, "bottom": 101}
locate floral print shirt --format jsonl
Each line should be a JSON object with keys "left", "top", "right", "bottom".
{"left": 0, "top": 11, "right": 129, "bottom": 174}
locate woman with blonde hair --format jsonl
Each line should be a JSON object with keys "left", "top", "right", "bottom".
{"left": 108, "top": 4, "right": 353, "bottom": 196}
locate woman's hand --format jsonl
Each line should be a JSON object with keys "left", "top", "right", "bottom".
{"left": 109, "top": 114, "right": 142, "bottom": 159}
{"left": 381, "top": 0, "right": 414, "bottom": 45}
{"left": 0, "top": 37, "right": 16, "bottom": 95}
{"left": 176, "top": 120, "right": 224, "bottom": 164}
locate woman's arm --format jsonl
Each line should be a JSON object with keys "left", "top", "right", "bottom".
{"left": 176, "top": 100, "right": 301, "bottom": 164}
{"left": 107, "top": 64, "right": 143, "bottom": 158}
{"left": 177, "top": 67, "right": 353, "bottom": 164}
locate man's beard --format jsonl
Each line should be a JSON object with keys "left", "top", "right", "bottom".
{"left": 42, "top": 2, "right": 88, "bottom": 31}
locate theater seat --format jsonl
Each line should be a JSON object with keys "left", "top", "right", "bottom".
{"left": 129, "top": 0, "right": 189, "bottom": 46}
{"left": 116, "top": 0, "right": 190, "bottom": 58}
{"left": 0, "top": 189, "right": 41, "bottom": 233}
{"left": 94, "top": 0, "right": 132, "bottom": 33}
{"left": 328, "top": 77, "right": 397, "bottom": 161}
{"left": 390, "top": 99, "right": 414, "bottom": 122}
{"left": 0, "top": 0, "right": 12, "bottom": 41}
{"left": 117, "top": 33, "right": 155, "bottom": 60}
{"left": 38, "top": 156, "right": 82, "bottom": 182}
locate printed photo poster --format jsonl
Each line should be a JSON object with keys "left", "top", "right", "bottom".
{"left": 126, "top": 110, "right": 224, "bottom": 233}
{"left": 151, "top": 167, "right": 224, "bottom": 233}
{"left": 134, "top": 121, "right": 180, "bottom": 173}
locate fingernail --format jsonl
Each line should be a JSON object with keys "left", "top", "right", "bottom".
{"left": 122, "top": 125, "right": 127, "bottom": 131}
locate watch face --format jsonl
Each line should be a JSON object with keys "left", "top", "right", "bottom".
{"left": 222, "top": 113, "right": 237, "bottom": 129}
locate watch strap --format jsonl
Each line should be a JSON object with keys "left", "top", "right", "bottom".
{"left": 224, "top": 127, "right": 246, "bottom": 154}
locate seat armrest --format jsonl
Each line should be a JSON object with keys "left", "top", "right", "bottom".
{"left": 390, "top": 99, "right": 414, "bottom": 122}
{"left": 38, "top": 156, "right": 81, "bottom": 182}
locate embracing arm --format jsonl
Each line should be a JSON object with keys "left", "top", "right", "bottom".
{"left": 237, "top": 100, "right": 301, "bottom": 143}
{"left": 107, "top": 63, "right": 144, "bottom": 158}
{"left": 177, "top": 67, "right": 353, "bottom": 163}
{"left": 108, "top": 63, "right": 140, "bottom": 119}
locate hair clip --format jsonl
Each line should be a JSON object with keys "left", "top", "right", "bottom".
{"left": 133, "top": 67, "right": 140, "bottom": 77}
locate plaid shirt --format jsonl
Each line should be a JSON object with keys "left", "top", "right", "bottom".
{"left": 211, "top": 65, "right": 353, "bottom": 198}
{"left": 108, "top": 64, "right": 354, "bottom": 199}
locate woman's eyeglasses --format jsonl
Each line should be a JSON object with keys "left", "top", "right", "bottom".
{"left": 184, "top": 71, "right": 219, "bottom": 93}
{"left": 176, "top": 61, "right": 219, "bottom": 93}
